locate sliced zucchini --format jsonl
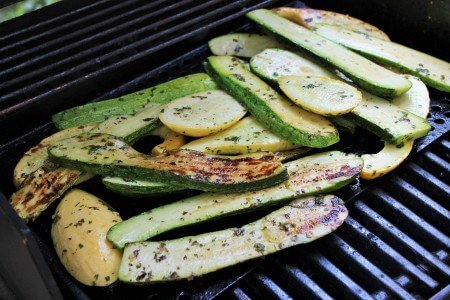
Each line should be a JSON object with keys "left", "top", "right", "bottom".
{"left": 313, "top": 25, "right": 450, "bottom": 92}
{"left": 250, "top": 48, "right": 336, "bottom": 85}
{"left": 107, "top": 151, "right": 361, "bottom": 248}
{"left": 149, "top": 126, "right": 186, "bottom": 156}
{"left": 208, "top": 33, "right": 286, "bottom": 58}
{"left": 48, "top": 133, "right": 287, "bottom": 193}
{"left": 52, "top": 73, "right": 218, "bottom": 129}
{"left": 13, "top": 124, "right": 96, "bottom": 188}
{"left": 246, "top": 9, "right": 411, "bottom": 98}
{"left": 273, "top": 147, "right": 312, "bottom": 162}
{"left": 182, "top": 116, "right": 299, "bottom": 154}
{"left": 118, "top": 194, "right": 348, "bottom": 283}
{"left": 329, "top": 116, "right": 356, "bottom": 134}
{"left": 11, "top": 104, "right": 169, "bottom": 221}
{"left": 273, "top": 7, "right": 390, "bottom": 40}
{"left": 205, "top": 56, "right": 339, "bottom": 148}
{"left": 102, "top": 177, "right": 184, "bottom": 197}
{"left": 278, "top": 75, "right": 362, "bottom": 116}
{"left": 159, "top": 90, "right": 246, "bottom": 137}
{"left": 361, "top": 75, "right": 430, "bottom": 179}
{"left": 348, "top": 90, "right": 430, "bottom": 145}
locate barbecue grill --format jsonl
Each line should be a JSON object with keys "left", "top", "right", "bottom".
{"left": 0, "top": 0, "right": 449, "bottom": 299}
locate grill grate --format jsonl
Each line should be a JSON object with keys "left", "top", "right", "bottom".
{"left": 0, "top": 1, "right": 448, "bottom": 299}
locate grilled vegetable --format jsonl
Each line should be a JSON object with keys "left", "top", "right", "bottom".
{"left": 48, "top": 133, "right": 288, "bottom": 193}
{"left": 107, "top": 151, "right": 361, "bottom": 248}
{"left": 182, "top": 116, "right": 299, "bottom": 154}
{"left": 52, "top": 73, "right": 218, "bottom": 129}
{"left": 314, "top": 25, "right": 450, "bottom": 92}
{"left": 246, "top": 9, "right": 411, "bottom": 98}
{"left": 273, "top": 7, "right": 390, "bottom": 40}
{"left": 361, "top": 75, "right": 430, "bottom": 179}
{"left": 51, "top": 189, "right": 122, "bottom": 286}
{"left": 250, "top": 48, "right": 336, "bottom": 85}
{"left": 11, "top": 103, "right": 165, "bottom": 221}
{"left": 273, "top": 148, "right": 312, "bottom": 162}
{"left": 149, "top": 126, "right": 186, "bottom": 156}
{"left": 159, "top": 90, "right": 246, "bottom": 137}
{"left": 118, "top": 194, "right": 347, "bottom": 283}
{"left": 348, "top": 90, "right": 430, "bottom": 145}
{"left": 278, "top": 75, "right": 362, "bottom": 116}
{"left": 13, "top": 124, "right": 96, "bottom": 188}
{"left": 102, "top": 177, "right": 185, "bottom": 197}
{"left": 208, "top": 33, "right": 286, "bottom": 58}
{"left": 205, "top": 56, "right": 339, "bottom": 147}
{"left": 329, "top": 116, "right": 356, "bottom": 134}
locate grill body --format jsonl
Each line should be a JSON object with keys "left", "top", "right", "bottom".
{"left": 0, "top": 1, "right": 449, "bottom": 299}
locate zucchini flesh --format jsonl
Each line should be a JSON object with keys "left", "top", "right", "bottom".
{"left": 159, "top": 90, "right": 246, "bottom": 137}
{"left": 182, "top": 116, "right": 299, "bottom": 154}
{"left": 348, "top": 90, "right": 430, "bottom": 145}
{"left": 205, "top": 56, "right": 339, "bottom": 148}
{"left": 208, "top": 33, "right": 286, "bottom": 58}
{"left": 48, "top": 133, "right": 288, "bottom": 193}
{"left": 250, "top": 48, "right": 336, "bottom": 85}
{"left": 246, "top": 9, "right": 411, "bottom": 98}
{"left": 118, "top": 194, "right": 348, "bottom": 283}
{"left": 149, "top": 126, "right": 186, "bottom": 156}
{"left": 52, "top": 73, "right": 218, "bottom": 129}
{"left": 361, "top": 75, "right": 430, "bottom": 179}
{"left": 278, "top": 75, "right": 362, "bottom": 116}
{"left": 313, "top": 25, "right": 450, "bottom": 92}
{"left": 273, "top": 7, "right": 390, "bottom": 40}
{"left": 107, "top": 151, "right": 361, "bottom": 248}
{"left": 11, "top": 104, "right": 166, "bottom": 221}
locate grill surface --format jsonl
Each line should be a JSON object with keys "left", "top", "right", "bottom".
{"left": 0, "top": 0, "right": 449, "bottom": 299}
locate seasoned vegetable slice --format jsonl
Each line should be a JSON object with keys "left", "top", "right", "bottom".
{"left": 246, "top": 9, "right": 411, "bottom": 98}
{"left": 102, "top": 177, "right": 185, "bottom": 197}
{"left": 118, "top": 194, "right": 348, "bottom": 283}
{"left": 361, "top": 75, "right": 430, "bottom": 179}
{"left": 48, "top": 133, "right": 288, "bottom": 193}
{"left": 159, "top": 90, "right": 246, "bottom": 137}
{"left": 52, "top": 73, "right": 218, "bottom": 129}
{"left": 208, "top": 33, "right": 286, "bottom": 58}
{"left": 273, "top": 7, "right": 390, "bottom": 40}
{"left": 205, "top": 56, "right": 339, "bottom": 148}
{"left": 348, "top": 90, "right": 430, "bottom": 145}
{"left": 107, "top": 151, "right": 361, "bottom": 248}
{"left": 182, "top": 116, "right": 299, "bottom": 154}
{"left": 278, "top": 75, "right": 362, "bottom": 116}
{"left": 314, "top": 25, "right": 450, "bottom": 92}
{"left": 250, "top": 48, "right": 336, "bottom": 85}
{"left": 149, "top": 126, "right": 186, "bottom": 156}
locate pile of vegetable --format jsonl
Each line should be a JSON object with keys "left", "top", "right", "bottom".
{"left": 9, "top": 6, "right": 448, "bottom": 287}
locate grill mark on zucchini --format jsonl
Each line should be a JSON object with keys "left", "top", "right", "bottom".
{"left": 48, "top": 133, "right": 288, "bottom": 193}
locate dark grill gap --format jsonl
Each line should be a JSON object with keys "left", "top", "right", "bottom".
{"left": 0, "top": 1, "right": 449, "bottom": 299}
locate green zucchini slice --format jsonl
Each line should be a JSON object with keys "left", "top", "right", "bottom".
{"left": 278, "top": 75, "right": 362, "bottom": 116}
{"left": 52, "top": 73, "right": 218, "bottom": 129}
{"left": 48, "top": 133, "right": 288, "bottom": 193}
{"left": 246, "top": 9, "right": 411, "bottom": 98}
{"left": 118, "top": 194, "right": 347, "bottom": 283}
{"left": 205, "top": 56, "right": 339, "bottom": 148}
{"left": 313, "top": 25, "right": 450, "bottom": 92}
{"left": 208, "top": 33, "right": 286, "bottom": 58}
{"left": 102, "top": 177, "right": 185, "bottom": 197}
{"left": 107, "top": 151, "right": 361, "bottom": 248}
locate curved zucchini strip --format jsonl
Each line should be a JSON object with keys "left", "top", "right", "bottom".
{"left": 102, "top": 177, "right": 186, "bottom": 198}
{"left": 247, "top": 9, "right": 411, "bottom": 98}
{"left": 149, "top": 126, "right": 186, "bottom": 156}
{"left": 273, "top": 7, "right": 390, "bottom": 40}
{"left": 250, "top": 48, "right": 336, "bottom": 85}
{"left": 52, "top": 73, "right": 218, "bottom": 129}
{"left": 107, "top": 151, "right": 362, "bottom": 248}
{"left": 11, "top": 104, "right": 165, "bottom": 221}
{"left": 13, "top": 124, "right": 96, "bottom": 188}
{"left": 208, "top": 33, "right": 286, "bottom": 58}
{"left": 314, "top": 25, "right": 450, "bottom": 92}
{"left": 361, "top": 75, "right": 430, "bottom": 179}
{"left": 205, "top": 56, "right": 339, "bottom": 148}
{"left": 182, "top": 116, "right": 299, "bottom": 154}
{"left": 118, "top": 194, "right": 348, "bottom": 283}
{"left": 48, "top": 133, "right": 288, "bottom": 193}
